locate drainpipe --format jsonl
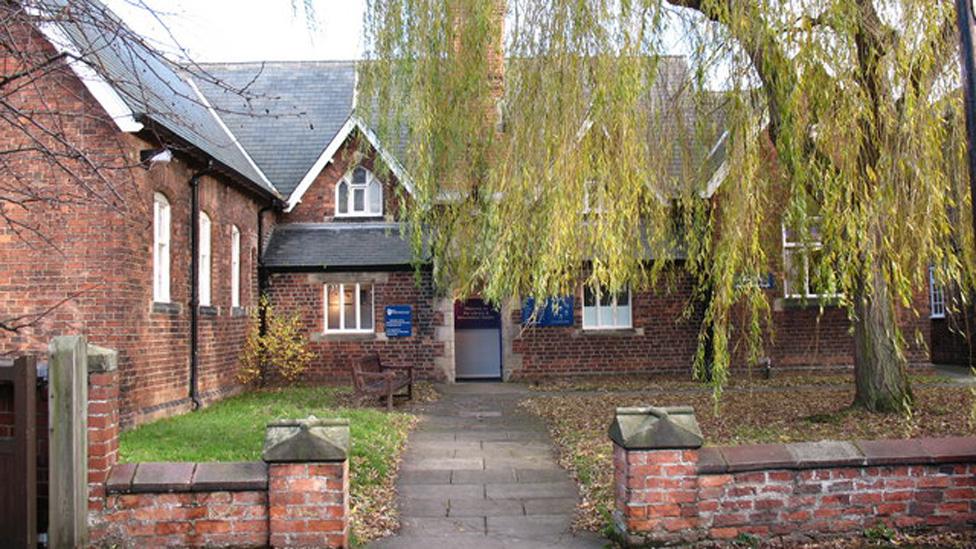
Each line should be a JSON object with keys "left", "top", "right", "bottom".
{"left": 189, "top": 165, "right": 214, "bottom": 410}
{"left": 256, "top": 202, "right": 280, "bottom": 336}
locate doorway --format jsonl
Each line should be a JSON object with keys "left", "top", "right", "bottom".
{"left": 454, "top": 298, "right": 502, "bottom": 380}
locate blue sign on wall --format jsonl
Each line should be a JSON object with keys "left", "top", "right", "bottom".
{"left": 521, "top": 296, "right": 574, "bottom": 327}
{"left": 385, "top": 305, "right": 413, "bottom": 337}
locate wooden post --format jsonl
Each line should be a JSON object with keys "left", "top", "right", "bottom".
{"left": 48, "top": 336, "right": 89, "bottom": 548}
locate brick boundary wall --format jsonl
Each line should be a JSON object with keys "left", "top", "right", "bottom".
{"left": 90, "top": 417, "right": 351, "bottom": 548}
{"left": 610, "top": 407, "right": 976, "bottom": 546}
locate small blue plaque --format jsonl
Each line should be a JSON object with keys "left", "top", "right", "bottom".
{"left": 385, "top": 305, "right": 413, "bottom": 337}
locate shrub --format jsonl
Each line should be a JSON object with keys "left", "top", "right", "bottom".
{"left": 238, "top": 295, "right": 314, "bottom": 386}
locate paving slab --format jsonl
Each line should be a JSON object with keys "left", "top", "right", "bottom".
{"left": 516, "top": 469, "right": 573, "bottom": 483}
{"left": 398, "top": 470, "right": 452, "bottom": 485}
{"left": 401, "top": 484, "right": 484, "bottom": 500}
{"left": 523, "top": 497, "right": 578, "bottom": 516}
{"left": 401, "top": 457, "right": 484, "bottom": 471}
{"left": 487, "top": 515, "right": 572, "bottom": 538}
{"left": 485, "top": 456, "right": 561, "bottom": 470}
{"left": 399, "top": 499, "right": 449, "bottom": 518}
{"left": 401, "top": 517, "right": 485, "bottom": 536}
{"left": 486, "top": 481, "right": 577, "bottom": 500}
{"left": 452, "top": 469, "right": 518, "bottom": 484}
{"left": 369, "top": 382, "right": 607, "bottom": 548}
{"left": 449, "top": 497, "right": 525, "bottom": 517}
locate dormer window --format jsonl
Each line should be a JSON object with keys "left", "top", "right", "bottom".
{"left": 336, "top": 166, "right": 383, "bottom": 217}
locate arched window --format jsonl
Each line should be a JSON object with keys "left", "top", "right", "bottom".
{"left": 199, "top": 212, "right": 212, "bottom": 306}
{"left": 335, "top": 166, "right": 382, "bottom": 217}
{"left": 337, "top": 181, "right": 349, "bottom": 215}
{"left": 230, "top": 225, "right": 241, "bottom": 308}
{"left": 153, "top": 193, "right": 171, "bottom": 302}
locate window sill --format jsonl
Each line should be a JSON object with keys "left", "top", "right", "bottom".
{"left": 332, "top": 215, "right": 386, "bottom": 222}
{"left": 151, "top": 302, "right": 181, "bottom": 315}
{"left": 198, "top": 306, "right": 218, "bottom": 317}
{"left": 774, "top": 296, "right": 844, "bottom": 311}
{"left": 573, "top": 327, "right": 643, "bottom": 337}
{"left": 312, "top": 332, "right": 381, "bottom": 342}
{"left": 231, "top": 307, "right": 248, "bottom": 318}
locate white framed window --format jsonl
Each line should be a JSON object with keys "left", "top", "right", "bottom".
{"left": 929, "top": 265, "right": 945, "bottom": 319}
{"left": 324, "top": 283, "right": 374, "bottom": 332}
{"left": 336, "top": 166, "right": 383, "bottom": 217}
{"left": 199, "top": 212, "right": 212, "bottom": 307}
{"left": 582, "top": 284, "right": 632, "bottom": 329}
{"left": 152, "top": 192, "right": 171, "bottom": 302}
{"left": 230, "top": 225, "right": 241, "bottom": 308}
{"left": 782, "top": 222, "right": 840, "bottom": 298}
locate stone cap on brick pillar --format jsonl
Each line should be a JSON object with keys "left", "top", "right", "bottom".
{"left": 262, "top": 415, "right": 350, "bottom": 463}
{"left": 609, "top": 406, "right": 704, "bottom": 450}
{"left": 86, "top": 344, "right": 118, "bottom": 373}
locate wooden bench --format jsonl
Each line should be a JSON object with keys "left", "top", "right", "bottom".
{"left": 350, "top": 354, "right": 414, "bottom": 411}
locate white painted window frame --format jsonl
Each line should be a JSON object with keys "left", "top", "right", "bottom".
{"left": 199, "top": 212, "right": 212, "bottom": 307}
{"left": 782, "top": 223, "right": 841, "bottom": 299}
{"left": 230, "top": 225, "right": 241, "bottom": 308}
{"left": 153, "top": 193, "right": 171, "bottom": 303}
{"left": 582, "top": 285, "right": 633, "bottom": 330}
{"left": 929, "top": 265, "right": 946, "bottom": 319}
{"left": 323, "top": 283, "right": 375, "bottom": 333}
{"left": 335, "top": 166, "right": 383, "bottom": 218}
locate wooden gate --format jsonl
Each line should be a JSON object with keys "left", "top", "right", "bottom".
{"left": 0, "top": 356, "right": 38, "bottom": 548}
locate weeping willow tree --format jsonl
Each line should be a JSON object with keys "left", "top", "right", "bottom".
{"left": 359, "top": 0, "right": 972, "bottom": 412}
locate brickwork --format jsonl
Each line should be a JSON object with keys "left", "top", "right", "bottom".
{"left": 286, "top": 138, "right": 404, "bottom": 223}
{"left": 266, "top": 270, "right": 448, "bottom": 381}
{"left": 510, "top": 271, "right": 704, "bottom": 378}
{"left": 613, "top": 438, "right": 976, "bottom": 546}
{"left": 0, "top": 21, "right": 272, "bottom": 427}
{"left": 268, "top": 462, "right": 350, "bottom": 548}
{"left": 88, "top": 368, "right": 120, "bottom": 513}
{"left": 95, "top": 490, "right": 268, "bottom": 547}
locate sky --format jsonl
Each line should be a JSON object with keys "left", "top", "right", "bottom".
{"left": 103, "top": 0, "right": 367, "bottom": 62}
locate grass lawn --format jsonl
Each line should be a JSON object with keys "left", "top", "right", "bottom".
{"left": 520, "top": 384, "right": 976, "bottom": 534}
{"left": 119, "top": 385, "right": 419, "bottom": 544}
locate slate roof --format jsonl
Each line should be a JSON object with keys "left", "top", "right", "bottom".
{"left": 195, "top": 61, "right": 356, "bottom": 197}
{"left": 262, "top": 223, "right": 428, "bottom": 269}
{"left": 42, "top": 0, "right": 275, "bottom": 195}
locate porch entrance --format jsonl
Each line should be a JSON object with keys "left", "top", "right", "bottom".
{"left": 454, "top": 298, "right": 502, "bottom": 380}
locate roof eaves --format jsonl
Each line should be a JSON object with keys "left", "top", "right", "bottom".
{"left": 36, "top": 21, "right": 144, "bottom": 133}
{"left": 283, "top": 115, "right": 415, "bottom": 213}
{"left": 283, "top": 117, "right": 357, "bottom": 212}
{"left": 137, "top": 117, "right": 279, "bottom": 202}
{"left": 185, "top": 76, "right": 278, "bottom": 196}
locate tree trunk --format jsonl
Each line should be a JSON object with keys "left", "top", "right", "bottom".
{"left": 851, "top": 255, "right": 913, "bottom": 412}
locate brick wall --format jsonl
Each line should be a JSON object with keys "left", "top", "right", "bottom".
{"left": 93, "top": 418, "right": 351, "bottom": 548}
{"left": 286, "top": 137, "right": 405, "bottom": 223}
{"left": 510, "top": 265, "right": 932, "bottom": 379}
{"left": 266, "top": 270, "right": 448, "bottom": 381}
{"left": 510, "top": 271, "right": 704, "bottom": 378}
{"left": 97, "top": 488, "right": 269, "bottom": 546}
{"left": 613, "top": 436, "right": 976, "bottom": 545}
{"left": 0, "top": 20, "right": 272, "bottom": 426}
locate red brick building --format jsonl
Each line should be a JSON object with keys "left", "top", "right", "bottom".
{"left": 0, "top": 2, "right": 950, "bottom": 427}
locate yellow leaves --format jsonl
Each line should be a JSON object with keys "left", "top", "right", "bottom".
{"left": 237, "top": 295, "right": 314, "bottom": 386}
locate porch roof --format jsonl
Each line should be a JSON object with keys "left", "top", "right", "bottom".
{"left": 262, "top": 222, "right": 428, "bottom": 271}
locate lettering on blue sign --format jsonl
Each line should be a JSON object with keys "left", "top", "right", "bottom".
{"left": 385, "top": 305, "right": 413, "bottom": 337}
{"left": 522, "top": 296, "right": 574, "bottom": 327}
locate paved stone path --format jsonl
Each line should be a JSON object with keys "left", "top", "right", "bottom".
{"left": 369, "top": 383, "right": 606, "bottom": 549}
